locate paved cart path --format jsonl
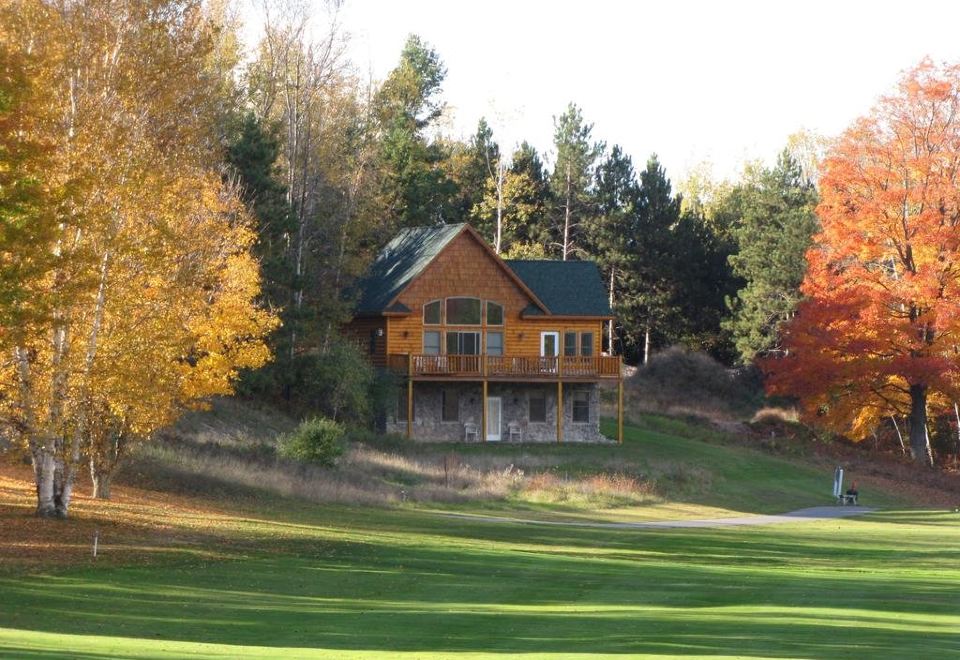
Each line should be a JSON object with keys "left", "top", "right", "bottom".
{"left": 440, "top": 506, "right": 876, "bottom": 529}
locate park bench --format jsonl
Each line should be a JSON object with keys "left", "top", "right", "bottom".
{"left": 832, "top": 466, "right": 858, "bottom": 505}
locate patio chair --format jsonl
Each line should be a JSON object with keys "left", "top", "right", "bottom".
{"left": 464, "top": 422, "right": 479, "bottom": 442}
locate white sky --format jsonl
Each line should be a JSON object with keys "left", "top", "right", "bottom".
{"left": 241, "top": 0, "right": 960, "bottom": 182}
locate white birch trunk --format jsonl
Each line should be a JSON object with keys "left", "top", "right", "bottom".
{"left": 494, "top": 159, "right": 505, "bottom": 254}
{"left": 890, "top": 415, "right": 906, "bottom": 455}
{"left": 562, "top": 163, "right": 571, "bottom": 261}
{"left": 643, "top": 324, "right": 651, "bottom": 365}
{"left": 608, "top": 269, "right": 615, "bottom": 354}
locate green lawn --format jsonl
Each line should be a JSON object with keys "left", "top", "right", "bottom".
{"left": 2, "top": 419, "right": 959, "bottom": 659}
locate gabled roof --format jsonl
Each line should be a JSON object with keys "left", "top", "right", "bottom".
{"left": 355, "top": 224, "right": 465, "bottom": 314}
{"left": 354, "top": 223, "right": 612, "bottom": 318}
{"left": 506, "top": 260, "right": 612, "bottom": 317}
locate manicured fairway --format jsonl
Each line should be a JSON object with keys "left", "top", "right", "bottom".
{"left": 2, "top": 504, "right": 959, "bottom": 658}
{"left": 2, "top": 419, "right": 958, "bottom": 658}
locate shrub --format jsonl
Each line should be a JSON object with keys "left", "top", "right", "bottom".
{"left": 345, "top": 426, "right": 407, "bottom": 451}
{"left": 626, "top": 346, "right": 763, "bottom": 421}
{"left": 239, "top": 340, "right": 374, "bottom": 424}
{"left": 278, "top": 418, "right": 345, "bottom": 466}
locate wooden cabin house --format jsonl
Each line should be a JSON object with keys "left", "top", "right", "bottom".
{"left": 345, "top": 223, "right": 623, "bottom": 443}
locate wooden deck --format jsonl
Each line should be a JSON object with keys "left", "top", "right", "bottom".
{"left": 387, "top": 354, "right": 621, "bottom": 381}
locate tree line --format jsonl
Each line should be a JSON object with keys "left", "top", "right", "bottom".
{"left": 0, "top": 0, "right": 824, "bottom": 516}
{"left": 26, "top": 0, "right": 942, "bottom": 519}
{"left": 222, "top": 4, "right": 820, "bottom": 384}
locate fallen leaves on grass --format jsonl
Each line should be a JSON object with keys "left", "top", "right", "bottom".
{"left": 0, "top": 464, "right": 248, "bottom": 571}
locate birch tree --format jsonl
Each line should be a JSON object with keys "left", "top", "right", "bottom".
{"left": 0, "top": 0, "right": 276, "bottom": 515}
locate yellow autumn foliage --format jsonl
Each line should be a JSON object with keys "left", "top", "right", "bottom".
{"left": 0, "top": 0, "right": 278, "bottom": 515}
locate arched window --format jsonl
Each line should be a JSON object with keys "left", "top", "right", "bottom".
{"left": 486, "top": 301, "right": 504, "bottom": 325}
{"left": 445, "top": 297, "right": 481, "bottom": 325}
{"left": 423, "top": 299, "right": 442, "bottom": 325}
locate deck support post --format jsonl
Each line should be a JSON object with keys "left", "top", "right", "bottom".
{"left": 406, "top": 353, "right": 413, "bottom": 439}
{"left": 617, "top": 374, "right": 624, "bottom": 445}
{"left": 481, "top": 379, "right": 488, "bottom": 442}
{"left": 556, "top": 380, "right": 564, "bottom": 444}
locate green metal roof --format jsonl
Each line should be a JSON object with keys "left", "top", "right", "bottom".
{"left": 505, "top": 260, "right": 612, "bottom": 317}
{"left": 355, "top": 224, "right": 611, "bottom": 318}
{"left": 355, "top": 224, "right": 465, "bottom": 314}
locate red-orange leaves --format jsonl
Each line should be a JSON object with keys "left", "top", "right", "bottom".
{"left": 765, "top": 60, "right": 960, "bottom": 440}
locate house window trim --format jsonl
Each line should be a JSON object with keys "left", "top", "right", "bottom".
{"left": 572, "top": 390, "right": 590, "bottom": 424}
{"left": 580, "top": 331, "right": 595, "bottom": 357}
{"left": 423, "top": 330, "right": 441, "bottom": 355}
{"left": 528, "top": 390, "right": 547, "bottom": 424}
{"left": 423, "top": 299, "right": 442, "bottom": 325}
{"left": 445, "top": 297, "right": 482, "bottom": 326}
{"left": 486, "top": 330, "right": 504, "bottom": 356}
{"left": 441, "top": 388, "right": 460, "bottom": 423}
{"left": 446, "top": 330, "right": 482, "bottom": 355}
{"left": 485, "top": 300, "right": 504, "bottom": 326}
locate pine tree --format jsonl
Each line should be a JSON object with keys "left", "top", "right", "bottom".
{"left": 586, "top": 145, "right": 640, "bottom": 353}
{"left": 445, "top": 117, "right": 500, "bottom": 225}
{"left": 506, "top": 141, "right": 551, "bottom": 248}
{"left": 549, "top": 103, "right": 604, "bottom": 260}
{"left": 374, "top": 34, "right": 456, "bottom": 226}
{"left": 723, "top": 151, "right": 818, "bottom": 362}
{"left": 625, "top": 155, "right": 683, "bottom": 363}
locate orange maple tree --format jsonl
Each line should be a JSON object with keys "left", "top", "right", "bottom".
{"left": 765, "top": 60, "right": 960, "bottom": 466}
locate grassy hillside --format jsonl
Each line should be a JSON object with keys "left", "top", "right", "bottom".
{"left": 2, "top": 410, "right": 959, "bottom": 658}
{"left": 138, "top": 401, "right": 941, "bottom": 524}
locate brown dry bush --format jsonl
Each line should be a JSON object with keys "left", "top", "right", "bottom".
{"left": 627, "top": 346, "right": 763, "bottom": 423}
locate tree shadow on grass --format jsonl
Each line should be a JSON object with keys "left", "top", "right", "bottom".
{"left": 2, "top": 524, "right": 958, "bottom": 658}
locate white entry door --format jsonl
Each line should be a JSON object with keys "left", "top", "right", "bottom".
{"left": 540, "top": 332, "right": 560, "bottom": 374}
{"left": 486, "top": 397, "right": 502, "bottom": 441}
{"left": 540, "top": 332, "right": 559, "bottom": 356}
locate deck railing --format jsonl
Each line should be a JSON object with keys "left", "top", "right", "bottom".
{"left": 387, "top": 354, "right": 621, "bottom": 379}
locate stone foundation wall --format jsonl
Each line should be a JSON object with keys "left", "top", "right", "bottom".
{"left": 386, "top": 381, "right": 608, "bottom": 443}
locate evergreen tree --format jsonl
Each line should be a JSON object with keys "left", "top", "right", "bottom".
{"left": 623, "top": 155, "right": 683, "bottom": 363}
{"left": 445, "top": 117, "right": 499, "bottom": 225}
{"left": 507, "top": 141, "right": 551, "bottom": 246}
{"left": 723, "top": 151, "right": 818, "bottom": 362}
{"left": 374, "top": 34, "right": 456, "bottom": 226}
{"left": 549, "top": 103, "right": 604, "bottom": 259}
{"left": 668, "top": 209, "right": 740, "bottom": 361}
{"left": 586, "top": 145, "right": 640, "bottom": 353}
{"left": 226, "top": 112, "right": 293, "bottom": 314}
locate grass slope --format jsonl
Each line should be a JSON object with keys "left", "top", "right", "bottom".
{"left": 1, "top": 418, "right": 959, "bottom": 659}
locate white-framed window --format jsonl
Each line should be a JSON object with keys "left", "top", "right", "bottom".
{"left": 446, "top": 297, "right": 481, "bottom": 325}
{"left": 580, "top": 332, "right": 594, "bottom": 357}
{"left": 446, "top": 331, "right": 481, "bottom": 355}
{"left": 540, "top": 331, "right": 559, "bottom": 357}
{"left": 572, "top": 391, "right": 590, "bottom": 423}
{"left": 423, "top": 299, "right": 442, "bottom": 325}
{"left": 486, "top": 301, "right": 504, "bottom": 325}
{"left": 423, "top": 331, "right": 441, "bottom": 355}
{"left": 486, "top": 331, "right": 503, "bottom": 356}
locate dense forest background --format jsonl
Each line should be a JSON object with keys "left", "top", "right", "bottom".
{"left": 216, "top": 3, "right": 820, "bottom": 419}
